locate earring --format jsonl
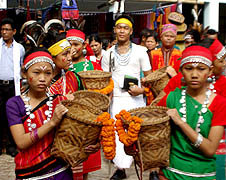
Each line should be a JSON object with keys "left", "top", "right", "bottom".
{"left": 82, "top": 49, "right": 87, "bottom": 56}
{"left": 207, "top": 77, "right": 213, "bottom": 83}
{"left": 181, "top": 77, "right": 185, "bottom": 83}
{"left": 21, "top": 78, "right": 28, "bottom": 86}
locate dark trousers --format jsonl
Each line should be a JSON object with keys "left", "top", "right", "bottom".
{"left": 0, "top": 83, "right": 16, "bottom": 151}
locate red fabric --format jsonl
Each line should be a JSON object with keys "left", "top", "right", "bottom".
{"left": 86, "top": 44, "right": 94, "bottom": 56}
{"left": 23, "top": 51, "right": 52, "bottom": 66}
{"left": 150, "top": 48, "right": 182, "bottom": 72}
{"left": 91, "top": 61, "right": 102, "bottom": 70}
{"left": 15, "top": 95, "right": 66, "bottom": 177}
{"left": 164, "top": 72, "right": 183, "bottom": 94}
{"left": 157, "top": 93, "right": 168, "bottom": 107}
{"left": 49, "top": 71, "right": 78, "bottom": 95}
{"left": 182, "top": 45, "right": 213, "bottom": 63}
{"left": 209, "top": 39, "right": 225, "bottom": 60}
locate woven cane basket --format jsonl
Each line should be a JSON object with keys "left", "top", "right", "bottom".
{"left": 51, "top": 101, "right": 103, "bottom": 167}
{"left": 145, "top": 67, "right": 170, "bottom": 98}
{"left": 77, "top": 70, "right": 112, "bottom": 90}
{"left": 73, "top": 90, "right": 110, "bottom": 111}
{"left": 123, "top": 106, "right": 170, "bottom": 171}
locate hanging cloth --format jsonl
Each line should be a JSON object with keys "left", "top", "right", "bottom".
{"left": 61, "top": 0, "right": 79, "bottom": 20}
{"left": 26, "top": 0, "right": 31, "bottom": 21}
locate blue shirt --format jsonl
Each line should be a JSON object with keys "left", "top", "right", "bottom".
{"left": 0, "top": 39, "right": 25, "bottom": 80}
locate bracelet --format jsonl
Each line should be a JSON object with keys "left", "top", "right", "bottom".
{"left": 30, "top": 129, "right": 39, "bottom": 144}
{"left": 193, "top": 133, "right": 203, "bottom": 148}
{"left": 34, "top": 128, "right": 40, "bottom": 142}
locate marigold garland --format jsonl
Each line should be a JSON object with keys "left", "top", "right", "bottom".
{"left": 144, "top": 86, "right": 154, "bottom": 105}
{"left": 95, "top": 112, "right": 116, "bottom": 160}
{"left": 88, "top": 78, "right": 114, "bottom": 95}
{"left": 115, "top": 110, "right": 143, "bottom": 147}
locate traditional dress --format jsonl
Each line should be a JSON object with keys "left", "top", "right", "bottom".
{"left": 6, "top": 95, "right": 73, "bottom": 179}
{"left": 102, "top": 42, "right": 151, "bottom": 168}
{"left": 163, "top": 73, "right": 226, "bottom": 179}
{"left": 150, "top": 47, "right": 181, "bottom": 73}
{"left": 69, "top": 58, "right": 102, "bottom": 90}
{"left": 158, "top": 87, "right": 226, "bottom": 180}
{"left": 48, "top": 71, "right": 78, "bottom": 96}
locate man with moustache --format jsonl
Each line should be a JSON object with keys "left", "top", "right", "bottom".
{"left": 101, "top": 14, "right": 152, "bottom": 180}
{"left": 0, "top": 18, "right": 25, "bottom": 157}
{"left": 149, "top": 24, "right": 182, "bottom": 78}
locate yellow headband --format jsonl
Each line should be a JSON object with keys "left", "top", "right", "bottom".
{"left": 48, "top": 39, "right": 71, "bottom": 57}
{"left": 115, "top": 18, "right": 133, "bottom": 28}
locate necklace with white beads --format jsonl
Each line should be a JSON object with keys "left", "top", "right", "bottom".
{"left": 209, "top": 75, "right": 216, "bottom": 93}
{"left": 179, "top": 87, "right": 212, "bottom": 133}
{"left": 23, "top": 92, "right": 53, "bottom": 131}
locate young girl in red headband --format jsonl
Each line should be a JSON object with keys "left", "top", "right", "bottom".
{"left": 157, "top": 45, "right": 226, "bottom": 180}
{"left": 6, "top": 47, "right": 73, "bottom": 179}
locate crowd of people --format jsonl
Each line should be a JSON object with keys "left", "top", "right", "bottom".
{"left": 0, "top": 12, "right": 226, "bottom": 180}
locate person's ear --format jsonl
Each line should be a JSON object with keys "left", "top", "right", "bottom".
{"left": 13, "top": 29, "right": 16, "bottom": 36}
{"left": 209, "top": 65, "right": 214, "bottom": 76}
{"left": 21, "top": 66, "right": 27, "bottom": 79}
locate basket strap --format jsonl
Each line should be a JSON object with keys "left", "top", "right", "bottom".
{"left": 137, "top": 139, "right": 143, "bottom": 180}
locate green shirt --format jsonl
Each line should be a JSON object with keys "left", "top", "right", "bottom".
{"left": 163, "top": 87, "right": 216, "bottom": 180}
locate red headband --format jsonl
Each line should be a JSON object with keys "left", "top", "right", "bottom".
{"left": 66, "top": 29, "right": 85, "bottom": 43}
{"left": 23, "top": 51, "right": 55, "bottom": 70}
{"left": 180, "top": 45, "right": 213, "bottom": 67}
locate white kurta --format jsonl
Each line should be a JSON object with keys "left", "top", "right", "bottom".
{"left": 102, "top": 43, "right": 151, "bottom": 168}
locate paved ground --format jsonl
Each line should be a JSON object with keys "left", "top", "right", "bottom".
{"left": 0, "top": 151, "right": 149, "bottom": 180}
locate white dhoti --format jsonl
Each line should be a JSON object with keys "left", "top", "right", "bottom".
{"left": 111, "top": 95, "right": 145, "bottom": 169}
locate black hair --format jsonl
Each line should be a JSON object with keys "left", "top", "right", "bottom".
{"left": 102, "top": 39, "right": 110, "bottom": 50}
{"left": 0, "top": 18, "right": 15, "bottom": 30}
{"left": 146, "top": 30, "right": 159, "bottom": 43}
{"left": 115, "top": 14, "right": 134, "bottom": 28}
{"left": 40, "top": 31, "right": 66, "bottom": 49}
{"left": 199, "top": 38, "right": 215, "bottom": 48}
{"left": 23, "top": 47, "right": 51, "bottom": 63}
{"left": 185, "top": 29, "right": 201, "bottom": 44}
{"left": 140, "top": 28, "right": 152, "bottom": 39}
{"left": 89, "top": 34, "right": 102, "bottom": 44}
{"left": 207, "top": 29, "right": 218, "bottom": 35}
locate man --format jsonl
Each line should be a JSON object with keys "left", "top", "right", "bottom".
{"left": 0, "top": 18, "right": 25, "bottom": 156}
{"left": 150, "top": 24, "right": 182, "bottom": 77}
{"left": 101, "top": 14, "right": 152, "bottom": 180}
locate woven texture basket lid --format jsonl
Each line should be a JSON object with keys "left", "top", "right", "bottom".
{"left": 77, "top": 70, "right": 112, "bottom": 78}
{"left": 168, "top": 12, "right": 185, "bottom": 24}
{"left": 123, "top": 106, "right": 170, "bottom": 126}
{"left": 73, "top": 90, "right": 110, "bottom": 111}
{"left": 77, "top": 70, "right": 112, "bottom": 90}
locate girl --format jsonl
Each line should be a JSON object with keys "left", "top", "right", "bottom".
{"left": 89, "top": 34, "right": 106, "bottom": 65}
{"left": 157, "top": 45, "right": 226, "bottom": 180}
{"left": 66, "top": 29, "right": 102, "bottom": 90}
{"left": 41, "top": 32, "right": 78, "bottom": 98}
{"left": 6, "top": 47, "right": 73, "bottom": 179}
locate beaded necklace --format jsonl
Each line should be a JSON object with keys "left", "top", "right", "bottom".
{"left": 114, "top": 42, "right": 132, "bottom": 66}
{"left": 179, "top": 87, "right": 212, "bottom": 133}
{"left": 22, "top": 92, "right": 53, "bottom": 131}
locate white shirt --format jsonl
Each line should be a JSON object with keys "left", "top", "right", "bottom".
{"left": 102, "top": 43, "right": 151, "bottom": 97}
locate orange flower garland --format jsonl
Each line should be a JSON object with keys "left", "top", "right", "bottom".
{"left": 88, "top": 78, "right": 114, "bottom": 95}
{"left": 115, "top": 110, "right": 143, "bottom": 147}
{"left": 95, "top": 112, "right": 116, "bottom": 160}
{"left": 144, "top": 86, "right": 154, "bottom": 105}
